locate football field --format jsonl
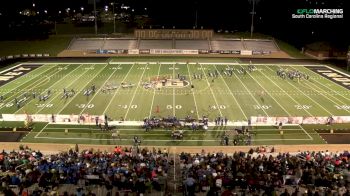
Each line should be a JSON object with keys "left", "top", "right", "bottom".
{"left": 0, "top": 58, "right": 349, "bottom": 145}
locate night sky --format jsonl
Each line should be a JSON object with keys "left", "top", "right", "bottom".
{"left": 0, "top": 0, "right": 348, "bottom": 47}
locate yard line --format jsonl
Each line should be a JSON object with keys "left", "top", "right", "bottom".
{"left": 198, "top": 64, "right": 223, "bottom": 117}
{"left": 271, "top": 65, "right": 333, "bottom": 116}
{"left": 0, "top": 64, "right": 71, "bottom": 110}
{"left": 0, "top": 64, "right": 56, "bottom": 95}
{"left": 149, "top": 63, "right": 162, "bottom": 118}
{"left": 292, "top": 73, "right": 350, "bottom": 114}
{"left": 33, "top": 64, "right": 88, "bottom": 114}
{"left": 186, "top": 63, "right": 200, "bottom": 119}
{"left": 211, "top": 65, "right": 247, "bottom": 120}
{"left": 296, "top": 66, "right": 350, "bottom": 106}
{"left": 124, "top": 64, "right": 148, "bottom": 120}
{"left": 102, "top": 64, "right": 135, "bottom": 115}
{"left": 299, "top": 125, "right": 313, "bottom": 140}
{"left": 258, "top": 66, "right": 314, "bottom": 116}
{"left": 79, "top": 65, "right": 121, "bottom": 115}
{"left": 237, "top": 64, "right": 291, "bottom": 116}
{"left": 229, "top": 65, "right": 269, "bottom": 116}
{"left": 172, "top": 63, "right": 175, "bottom": 116}
{"left": 302, "top": 68, "right": 350, "bottom": 102}
{"left": 34, "top": 136, "right": 313, "bottom": 141}
{"left": 57, "top": 64, "right": 109, "bottom": 114}
{"left": 34, "top": 123, "right": 50, "bottom": 138}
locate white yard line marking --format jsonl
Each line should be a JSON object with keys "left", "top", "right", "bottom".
{"left": 0, "top": 64, "right": 55, "bottom": 91}
{"left": 290, "top": 67, "right": 350, "bottom": 113}
{"left": 57, "top": 64, "right": 108, "bottom": 114}
{"left": 34, "top": 123, "right": 50, "bottom": 138}
{"left": 256, "top": 65, "right": 315, "bottom": 116}
{"left": 299, "top": 125, "right": 313, "bottom": 140}
{"left": 199, "top": 64, "right": 223, "bottom": 117}
{"left": 33, "top": 64, "right": 88, "bottom": 114}
{"left": 172, "top": 64, "right": 176, "bottom": 116}
{"left": 299, "top": 67, "right": 350, "bottom": 102}
{"left": 35, "top": 136, "right": 313, "bottom": 141}
{"left": 79, "top": 65, "right": 121, "bottom": 115}
{"left": 149, "top": 63, "right": 162, "bottom": 118}
{"left": 186, "top": 63, "right": 200, "bottom": 119}
{"left": 0, "top": 64, "right": 70, "bottom": 110}
{"left": 272, "top": 65, "right": 333, "bottom": 116}
{"left": 229, "top": 65, "right": 269, "bottom": 116}
{"left": 238, "top": 65, "right": 291, "bottom": 116}
{"left": 212, "top": 65, "right": 247, "bottom": 120}
{"left": 102, "top": 64, "right": 135, "bottom": 115}
{"left": 124, "top": 64, "right": 148, "bottom": 120}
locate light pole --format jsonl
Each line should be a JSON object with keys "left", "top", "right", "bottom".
{"left": 250, "top": 0, "right": 255, "bottom": 38}
{"left": 94, "top": 0, "right": 97, "bottom": 35}
{"left": 111, "top": 2, "right": 116, "bottom": 34}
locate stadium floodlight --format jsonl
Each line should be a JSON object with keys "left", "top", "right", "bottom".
{"left": 44, "top": 10, "right": 47, "bottom": 14}
{"left": 81, "top": 7, "right": 84, "bottom": 11}
{"left": 32, "top": 3, "right": 35, "bottom": 7}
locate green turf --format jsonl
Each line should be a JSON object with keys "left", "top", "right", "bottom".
{"left": 0, "top": 59, "right": 349, "bottom": 146}
{"left": 0, "top": 36, "right": 72, "bottom": 56}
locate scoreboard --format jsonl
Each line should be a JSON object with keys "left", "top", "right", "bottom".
{"left": 134, "top": 29, "right": 213, "bottom": 40}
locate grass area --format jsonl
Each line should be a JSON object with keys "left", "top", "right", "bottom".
{"left": 14, "top": 122, "right": 324, "bottom": 146}
{"left": 0, "top": 58, "right": 349, "bottom": 146}
{"left": 275, "top": 39, "right": 309, "bottom": 59}
{"left": 0, "top": 36, "right": 72, "bottom": 57}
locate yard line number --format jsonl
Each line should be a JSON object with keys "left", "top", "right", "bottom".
{"left": 118, "top": 104, "right": 138, "bottom": 109}
{"left": 76, "top": 104, "right": 94, "bottom": 109}
{"left": 294, "top": 105, "right": 312, "bottom": 110}
{"left": 167, "top": 105, "right": 182, "bottom": 110}
{"left": 36, "top": 103, "right": 53, "bottom": 108}
{"left": 254, "top": 105, "right": 271, "bottom": 110}
{"left": 335, "top": 105, "right": 350, "bottom": 110}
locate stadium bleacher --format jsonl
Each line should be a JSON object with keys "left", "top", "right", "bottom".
{"left": 102, "top": 39, "right": 138, "bottom": 50}
{"left": 175, "top": 40, "right": 209, "bottom": 50}
{"left": 244, "top": 40, "right": 279, "bottom": 52}
{"left": 67, "top": 37, "right": 279, "bottom": 53}
{"left": 139, "top": 39, "right": 173, "bottom": 49}
{"left": 210, "top": 40, "right": 245, "bottom": 51}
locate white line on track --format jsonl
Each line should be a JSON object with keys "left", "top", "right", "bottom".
{"left": 186, "top": 63, "right": 200, "bottom": 119}
{"left": 229, "top": 65, "right": 269, "bottom": 116}
{"left": 0, "top": 64, "right": 70, "bottom": 110}
{"left": 149, "top": 63, "right": 162, "bottom": 118}
{"left": 259, "top": 66, "right": 314, "bottom": 116}
{"left": 198, "top": 64, "right": 223, "bottom": 117}
{"left": 212, "top": 65, "right": 247, "bottom": 120}
{"left": 57, "top": 64, "right": 108, "bottom": 114}
{"left": 238, "top": 64, "right": 291, "bottom": 116}
{"left": 272, "top": 65, "right": 333, "bottom": 116}
{"left": 299, "top": 125, "right": 313, "bottom": 140}
{"left": 34, "top": 123, "right": 50, "bottom": 138}
{"left": 298, "top": 66, "right": 350, "bottom": 102}
{"left": 124, "top": 64, "right": 148, "bottom": 120}
{"left": 172, "top": 63, "right": 176, "bottom": 116}
{"left": 79, "top": 65, "right": 121, "bottom": 115}
{"left": 102, "top": 64, "right": 135, "bottom": 115}
{"left": 34, "top": 136, "right": 313, "bottom": 141}
{"left": 33, "top": 64, "right": 89, "bottom": 114}
{"left": 289, "top": 66, "right": 350, "bottom": 113}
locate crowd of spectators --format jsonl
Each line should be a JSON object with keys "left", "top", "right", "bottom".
{"left": 3, "top": 145, "right": 350, "bottom": 196}
{"left": 180, "top": 149, "right": 350, "bottom": 195}
{"left": 0, "top": 145, "right": 170, "bottom": 196}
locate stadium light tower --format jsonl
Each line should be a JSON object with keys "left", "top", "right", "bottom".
{"left": 111, "top": 2, "right": 116, "bottom": 34}
{"left": 248, "top": 0, "right": 260, "bottom": 38}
